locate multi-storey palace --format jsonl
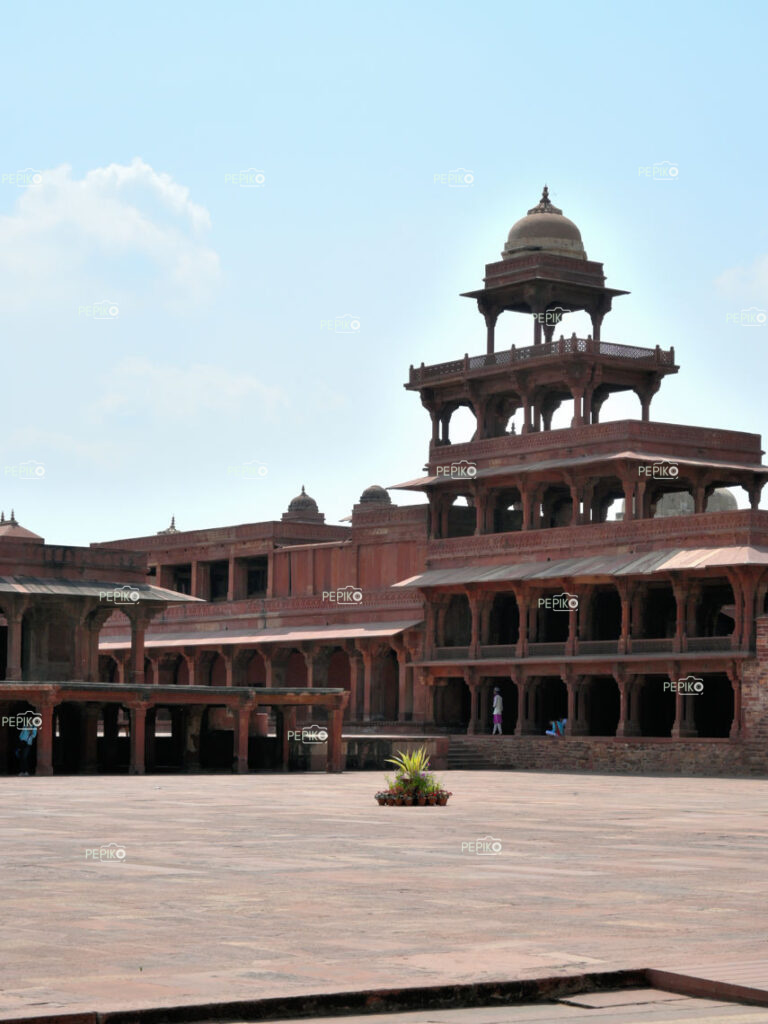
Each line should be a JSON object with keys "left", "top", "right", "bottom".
{"left": 4, "top": 188, "right": 768, "bottom": 775}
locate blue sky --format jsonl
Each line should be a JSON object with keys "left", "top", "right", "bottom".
{"left": 2, "top": 0, "right": 767, "bottom": 546}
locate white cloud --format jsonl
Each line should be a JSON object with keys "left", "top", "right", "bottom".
{"left": 715, "top": 254, "right": 768, "bottom": 299}
{"left": 0, "top": 158, "right": 219, "bottom": 312}
{"left": 89, "top": 358, "right": 286, "bottom": 421}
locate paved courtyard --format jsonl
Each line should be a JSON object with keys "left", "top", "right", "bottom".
{"left": 2, "top": 770, "right": 768, "bottom": 1020}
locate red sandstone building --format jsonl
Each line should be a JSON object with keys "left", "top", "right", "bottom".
{"left": 4, "top": 188, "right": 768, "bottom": 775}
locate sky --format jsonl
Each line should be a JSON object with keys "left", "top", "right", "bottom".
{"left": 2, "top": 0, "right": 767, "bottom": 547}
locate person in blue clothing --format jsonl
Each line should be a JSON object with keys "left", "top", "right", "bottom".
{"left": 16, "top": 725, "right": 37, "bottom": 775}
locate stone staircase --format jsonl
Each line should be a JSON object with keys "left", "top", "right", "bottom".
{"left": 447, "top": 735, "right": 513, "bottom": 770}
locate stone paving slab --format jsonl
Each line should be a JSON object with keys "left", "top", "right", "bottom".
{"left": 2, "top": 771, "right": 768, "bottom": 1018}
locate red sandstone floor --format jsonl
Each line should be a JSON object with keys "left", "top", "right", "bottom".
{"left": 2, "top": 771, "right": 768, "bottom": 1019}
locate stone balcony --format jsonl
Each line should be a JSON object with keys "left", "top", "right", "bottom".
{"left": 408, "top": 337, "right": 675, "bottom": 387}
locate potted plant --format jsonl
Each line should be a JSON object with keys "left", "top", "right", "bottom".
{"left": 375, "top": 747, "right": 451, "bottom": 808}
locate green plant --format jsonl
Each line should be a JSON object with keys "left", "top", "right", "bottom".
{"left": 385, "top": 746, "right": 431, "bottom": 778}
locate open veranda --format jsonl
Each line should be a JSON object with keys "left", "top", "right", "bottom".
{"left": 2, "top": 769, "right": 768, "bottom": 1020}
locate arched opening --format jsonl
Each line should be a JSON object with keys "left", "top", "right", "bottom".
{"left": 694, "top": 674, "right": 734, "bottom": 737}
{"left": 444, "top": 403, "right": 478, "bottom": 445}
{"left": 445, "top": 494, "right": 477, "bottom": 538}
{"left": 638, "top": 675, "right": 675, "bottom": 736}
{"left": 327, "top": 648, "right": 352, "bottom": 722}
{"left": 174, "top": 656, "right": 190, "bottom": 686}
{"left": 208, "top": 653, "right": 227, "bottom": 687}
{"left": 533, "top": 677, "right": 568, "bottom": 733}
{"left": 592, "top": 588, "right": 621, "bottom": 640}
{"left": 540, "top": 484, "right": 573, "bottom": 528}
{"left": 246, "top": 651, "right": 267, "bottom": 685}
{"left": 639, "top": 585, "right": 676, "bottom": 639}
{"left": 484, "top": 677, "right": 517, "bottom": 734}
{"left": 535, "top": 593, "right": 570, "bottom": 643}
{"left": 488, "top": 593, "right": 519, "bottom": 646}
{"left": 695, "top": 581, "right": 735, "bottom": 637}
{"left": 434, "top": 679, "right": 470, "bottom": 731}
{"left": 443, "top": 594, "right": 472, "bottom": 647}
{"left": 491, "top": 488, "right": 523, "bottom": 534}
{"left": 588, "top": 677, "right": 620, "bottom": 736}
{"left": 372, "top": 648, "right": 398, "bottom": 722}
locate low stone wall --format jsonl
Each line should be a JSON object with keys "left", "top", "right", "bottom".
{"left": 447, "top": 735, "right": 754, "bottom": 776}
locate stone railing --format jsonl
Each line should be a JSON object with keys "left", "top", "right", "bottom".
{"left": 409, "top": 338, "right": 675, "bottom": 385}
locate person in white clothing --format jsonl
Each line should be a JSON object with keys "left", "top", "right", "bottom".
{"left": 492, "top": 687, "right": 503, "bottom": 735}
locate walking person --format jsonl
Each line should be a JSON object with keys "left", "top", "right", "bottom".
{"left": 492, "top": 687, "right": 503, "bottom": 735}
{"left": 16, "top": 724, "right": 37, "bottom": 775}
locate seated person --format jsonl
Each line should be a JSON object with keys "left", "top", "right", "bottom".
{"left": 545, "top": 718, "right": 567, "bottom": 737}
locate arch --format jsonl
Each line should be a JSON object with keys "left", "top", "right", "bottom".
{"left": 535, "top": 594, "right": 570, "bottom": 643}
{"left": 533, "top": 676, "right": 567, "bottom": 732}
{"left": 443, "top": 594, "right": 472, "bottom": 647}
{"left": 592, "top": 588, "right": 621, "bottom": 641}
{"left": 285, "top": 650, "right": 308, "bottom": 686}
{"left": 587, "top": 677, "right": 620, "bottom": 736}
{"left": 490, "top": 488, "right": 523, "bottom": 534}
{"left": 434, "top": 679, "right": 470, "bottom": 730}
{"left": 695, "top": 581, "right": 735, "bottom": 637}
{"left": 488, "top": 593, "right": 519, "bottom": 646}
{"left": 638, "top": 584, "right": 676, "bottom": 639}
{"left": 209, "top": 653, "right": 227, "bottom": 687}
{"left": 693, "top": 674, "right": 734, "bottom": 737}
{"left": 637, "top": 675, "right": 675, "bottom": 736}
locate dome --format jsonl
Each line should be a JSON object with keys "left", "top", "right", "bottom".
{"left": 359, "top": 484, "right": 391, "bottom": 505}
{"left": 281, "top": 485, "right": 325, "bottom": 524}
{"left": 288, "top": 485, "right": 319, "bottom": 514}
{"left": 654, "top": 488, "right": 738, "bottom": 517}
{"left": 502, "top": 186, "right": 586, "bottom": 261}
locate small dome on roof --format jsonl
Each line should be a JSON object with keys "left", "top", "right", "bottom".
{"left": 288, "top": 485, "right": 319, "bottom": 514}
{"left": 359, "top": 484, "right": 391, "bottom": 505}
{"left": 502, "top": 186, "right": 586, "bottom": 261}
{"left": 282, "top": 486, "right": 325, "bottom": 524}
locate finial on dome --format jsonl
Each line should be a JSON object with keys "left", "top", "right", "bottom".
{"left": 157, "top": 515, "right": 179, "bottom": 536}
{"left": 0, "top": 511, "right": 4, "bottom": 524}
{"left": 541, "top": 184, "right": 550, "bottom": 204}
{"left": 9, "top": 509, "right": 17, "bottom": 526}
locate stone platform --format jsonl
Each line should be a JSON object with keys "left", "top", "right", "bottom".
{"left": 2, "top": 771, "right": 768, "bottom": 1019}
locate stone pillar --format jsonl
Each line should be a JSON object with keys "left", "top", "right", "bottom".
{"left": 81, "top": 703, "right": 101, "bottom": 774}
{"left": 183, "top": 707, "right": 204, "bottom": 772}
{"left": 396, "top": 650, "right": 408, "bottom": 723}
{"left": 360, "top": 648, "right": 374, "bottom": 722}
{"left": 5, "top": 609, "right": 24, "bottom": 680}
{"left": 515, "top": 678, "right": 538, "bottom": 735}
{"left": 466, "top": 678, "right": 479, "bottom": 735}
{"left": 566, "top": 675, "right": 589, "bottom": 736}
{"left": 326, "top": 707, "right": 344, "bottom": 772}
{"left": 35, "top": 700, "right": 55, "bottom": 776}
{"left": 234, "top": 703, "right": 253, "bottom": 773}
{"left": 479, "top": 683, "right": 490, "bottom": 734}
{"left": 277, "top": 707, "right": 296, "bottom": 771}
{"left": 727, "top": 664, "right": 741, "bottom": 738}
{"left": 671, "top": 581, "right": 687, "bottom": 652}
{"left": 671, "top": 691, "right": 697, "bottom": 738}
{"left": 128, "top": 703, "right": 147, "bottom": 775}
{"left": 128, "top": 612, "right": 150, "bottom": 685}
{"left": 515, "top": 591, "right": 530, "bottom": 657}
